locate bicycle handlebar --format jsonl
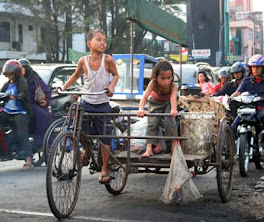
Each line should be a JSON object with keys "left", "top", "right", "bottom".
{"left": 57, "top": 87, "right": 110, "bottom": 95}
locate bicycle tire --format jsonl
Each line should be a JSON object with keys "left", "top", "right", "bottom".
{"left": 43, "top": 118, "right": 65, "bottom": 165}
{"left": 105, "top": 163, "right": 128, "bottom": 195}
{"left": 46, "top": 131, "right": 82, "bottom": 219}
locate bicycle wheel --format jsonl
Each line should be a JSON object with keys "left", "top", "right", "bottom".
{"left": 105, "top": 163, "right": 128, "bottom": 195}
{"left": 238, "top": 133, "right": 250, "bottom": 177}
{"left": 46, "top": 131, "right": 82, "bottom": 219}
{"left": 216, "top": 121, "right": 235, "bottom": 203}
{"left": 43, "top": 118, "right": 65, "bottom": 165}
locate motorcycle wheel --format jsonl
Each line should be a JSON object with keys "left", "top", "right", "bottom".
{"left": 253, "top": 149, "right": 262, "bottom": 169}
{"left": 238, "top": 133, "right": 250, "bottom": 177}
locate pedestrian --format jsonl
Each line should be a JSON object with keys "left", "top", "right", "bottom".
{"left": 0, "top": 60, "right": 33, "bottom": 170}
{"left": 196, "top": 71, "right": 213, "bottom": 96}
{"left": 137, "top": 60, "right": 178, "bottom": 157}
{"left": 61, "top": 29, "right": 119, "bottom": 184}
{"left": 212, "top": 70, "right": 228, "bottom": 95}
{"left": 18, "top": 58, "right": 53, "bottom": 154}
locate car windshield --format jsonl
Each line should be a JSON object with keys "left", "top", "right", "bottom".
{"left": 172, "top": 65, "right": 197, "bottom": 85}
{"left": 33, "top": 68, "right": 53, "bottom": 85}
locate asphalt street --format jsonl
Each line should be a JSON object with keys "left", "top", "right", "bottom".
{"left": 0, "top": 160, "right": 263, "bottom": 222}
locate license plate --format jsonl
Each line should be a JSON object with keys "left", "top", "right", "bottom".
{"left": 237, "top": 107, "right": 256, "bottom": 115}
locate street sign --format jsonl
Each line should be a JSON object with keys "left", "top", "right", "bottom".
{"left": 224, "top": 55, "right": 243, "bottom": 61}
{"left": 192, "top": 49, "right": 211, "bottom": 59}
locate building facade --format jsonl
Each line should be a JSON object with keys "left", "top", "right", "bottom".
{"left": 228, "top": 0, "right": 263, "bottom": 64}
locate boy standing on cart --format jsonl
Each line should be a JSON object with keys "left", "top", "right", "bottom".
{"left": 61, "top": 29, "right": 119, "bottom": 184}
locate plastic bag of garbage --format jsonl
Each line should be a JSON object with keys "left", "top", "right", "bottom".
{"left": 125, "top": 117, "right": 167, "bottom": 153}
{"left": 160, "top": 141, "right": 201, "bottom": 205}
{"left": 123, "top": 117, "right": 147, "bottom": 152}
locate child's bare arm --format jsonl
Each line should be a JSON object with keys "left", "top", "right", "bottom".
{"left": 137, "top": 80, "right": 154, "bottom": 117}
{"left": 170, "top": 83, "right": 178, "bottom": 118}
{"left": 106, "top": 56, "right": 119, "bottom": 97}
{"left": 62, "top": 58, "right": 84, "bottom": 91}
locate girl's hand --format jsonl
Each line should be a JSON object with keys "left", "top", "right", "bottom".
{"left": 171, "top": 109, "right": 178, "bottom": 118}
{"left": 137, "top": 109, "right": 145, "bottom": 117}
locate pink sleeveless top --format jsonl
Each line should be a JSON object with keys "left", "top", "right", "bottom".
{"left": 150, "top": 81, "right": 172, "bottom": 102}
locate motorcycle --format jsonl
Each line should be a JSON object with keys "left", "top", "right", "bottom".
{"left": 232, "top": 92, "right": 264, "bottom": 177}
{"left": 0, "top": 92, "right": 44, "bottom": 166}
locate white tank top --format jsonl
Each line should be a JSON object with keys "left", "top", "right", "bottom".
{"left": 81, "top": 54, "right": 111, "bottom": 104}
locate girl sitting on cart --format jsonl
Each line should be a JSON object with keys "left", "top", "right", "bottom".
{"left": 137, "top": 60, "right": 178, "bottom": 157}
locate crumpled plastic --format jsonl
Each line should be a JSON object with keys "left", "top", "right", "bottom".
{"left": 160, "top": 141, "right": 201, "bottom": 205}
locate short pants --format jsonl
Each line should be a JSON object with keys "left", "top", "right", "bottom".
{"left": 80, "top": 100, "right": 112, "bottom": 145}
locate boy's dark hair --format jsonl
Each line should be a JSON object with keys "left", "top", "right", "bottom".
{"left": 151, "top": 60, "right": 173, "bottom": 80}
{"left": 86, "top": 29, "right": 105, "bottom": 41}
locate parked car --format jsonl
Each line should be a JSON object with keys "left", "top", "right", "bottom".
{"left": 171, "top": 63, "right": 218, "bottom": 95}
{"left": 31, "top": 63, "right": 81, "bottom": 118}
{"left": 172, "top": 63, "right": 218, "bottom": 85}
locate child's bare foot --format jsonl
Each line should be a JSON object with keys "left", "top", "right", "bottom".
{"left": 141, "top": 151, "right": 153, "bottom": 158}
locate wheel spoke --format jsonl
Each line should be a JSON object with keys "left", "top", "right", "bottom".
{"left": 46, "top": 131, "right": 82, "bottom": 219}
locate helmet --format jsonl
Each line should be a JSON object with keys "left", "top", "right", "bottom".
{"left": 2, "top": 59, "right": 22, "bottom": 77}
{"left": 18, "top": 58, "right": 31, "bottom": 67}
{"left": 219, "top": 70, "right": 228, "bottom": 78}
{"left": 230, "top": 62, "right": 246, "bottom": 74}
{"left": 248, "top": 54, "right": 264, "bottom": 66}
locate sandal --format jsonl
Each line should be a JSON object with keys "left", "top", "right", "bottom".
{"left": 98, "top": 173, "right": 111, "bottom": 184}
{"left": 22, "top": 163, "right": 33, "bottom": 171}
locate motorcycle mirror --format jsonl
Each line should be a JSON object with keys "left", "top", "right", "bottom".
{"left": 253, "top": 96, "right": 261, "bottom": 102}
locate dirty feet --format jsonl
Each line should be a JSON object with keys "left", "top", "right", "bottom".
{"left": 141, "top": 151, "right": 153, "bottom": 158}
{"left": 22, "top": 163, "right": 33, "bottom": 171}
{"left": 98, "top": 173, "right": 111, "bottom": 184}
{"left": 153, "top": 143, "right": 162, "bottom": 154}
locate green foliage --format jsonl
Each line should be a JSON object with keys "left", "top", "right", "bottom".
{"left": 4, "top": 0, "right": 186, "bottom": 60}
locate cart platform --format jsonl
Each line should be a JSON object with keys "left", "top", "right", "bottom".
{"left": 115, "top": 151, "right": 209, "bottom": 168}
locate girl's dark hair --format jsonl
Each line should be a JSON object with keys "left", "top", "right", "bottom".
{"left": 86, "top": 29, "right": 105, "bottom": 41}
{"left": 198, "top": 71, "right": 209, "bottom": 83}
{"left": 151, "top": 60, "right": 173, "bottom": 80}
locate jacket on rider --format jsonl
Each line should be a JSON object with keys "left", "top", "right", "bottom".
{"left": 1, "top": 77, "right": 32, "bottom": 116}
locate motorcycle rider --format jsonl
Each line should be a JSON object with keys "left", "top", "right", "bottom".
{"left": 231, "top": 54, "right": 264, "bottom": 135}
{"left": 214, "top": 62, "right": 246, "bottom": 97}
{"left": 214, "top": 62, "right": 246, "bottom": 119}
{"left": 0, "top": 60, "right": 33, "bottom": 170}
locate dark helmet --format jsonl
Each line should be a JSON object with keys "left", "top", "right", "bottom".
{"left": 219, "top": 70, "right": 228, "bottom": 78}
{"left": 248, "top": 54, "right": 264, "bottom": 67}
{"left": 230, "top": 62, "right": 246, "bottom": 74}
{"left": 18, "top": 58, "right": 31, "bottom": 67}
{"left": 2, "top": 59, "right": 22, "bottom": 77}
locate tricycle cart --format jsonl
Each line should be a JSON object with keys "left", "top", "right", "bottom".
{"left": 45, "top": 90, "right": 236, "bottom": 219}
